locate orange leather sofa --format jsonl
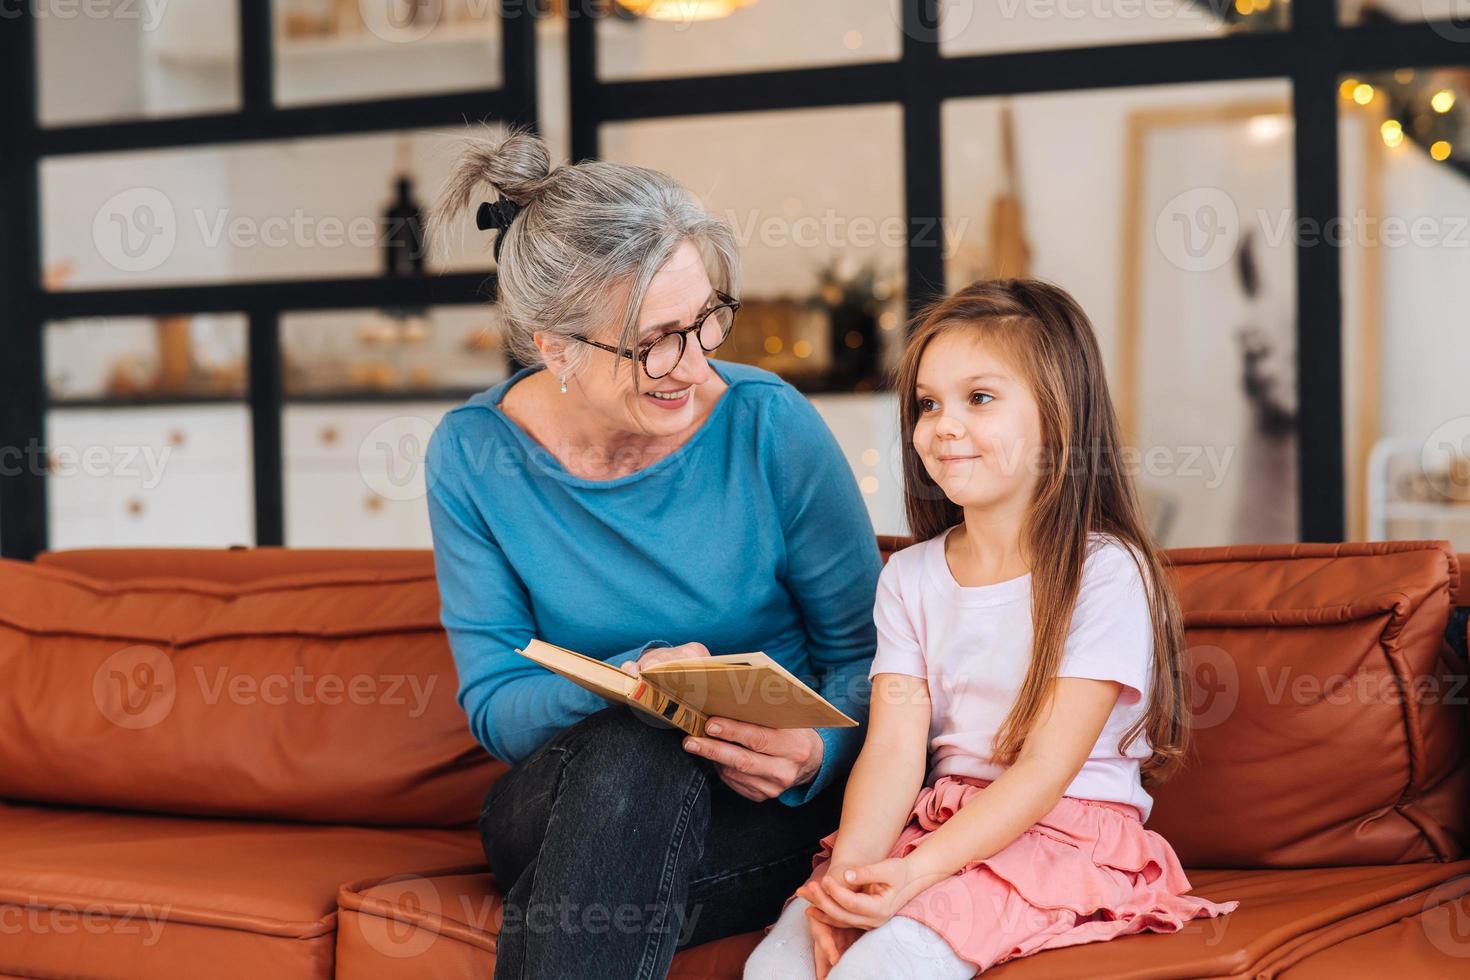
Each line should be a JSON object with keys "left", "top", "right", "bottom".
{"left": 2, "top": 537, "right": 1467, "bottom": 978}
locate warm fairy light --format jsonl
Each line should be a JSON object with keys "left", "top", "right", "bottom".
{"left": 617, "top": 0, "right": 756, "bottom": 22}
{"left": 843, "top": 30, "right": 863, "bottom": 50}
{"left": 879, "top": 310, "right": 898, "bottom": 331}
{"left": 1233, "top": 0, "right": 1250, "bottom": 14}
{"left": 859, "top": 476, "right": 879, "bottom": 495}
{"left": 1251, "top": 0, "right": 1270, "bottom": 10}
{"left": 1431, "top": 89, "right": 1456, "bottom": 114}
{"left": 844, "top": 331, "right": 863, "bottom": 349}
{"left": 1353, "top": 83, "right": 1375, "bottom": 105}
{"left": 1248, "top": 114, "right": 1288, "bottom": 143}
{"left": 792, "top": 340, "right": 812, "bottom": 359}
{"left": 861, "top": 448, "right": 880, "bottom": 467}
{"left": 763, "top": 336, "right": 782, "bottom": 354}
{"left": 1381, "top": 119, "right": 1404, "bottom": 148}
{"left": 1431, "top": 141, "right": 1453, "bottom": 161}
{"left": 1339, "top": 78, "right": 1360, "bottom": 101}
{"left": 1395, "top": 68, "right": 1416, "bottom": 84}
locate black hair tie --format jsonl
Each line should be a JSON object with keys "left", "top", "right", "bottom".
{"left": 476, "top": 195, "right": 524, "bottom": 264}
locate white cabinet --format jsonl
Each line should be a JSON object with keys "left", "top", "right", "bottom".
{"left": 284, "top": 402, "right": 460, "bottom": 548}
{"left": 46, "top": 406, "right": 253, "bottom": 550}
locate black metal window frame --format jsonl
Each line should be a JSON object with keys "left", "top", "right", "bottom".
{"left": 0, "top": 2, "right": 538, "bottom": 560}
{"left": 4, "top": 3, "right": 1469, "bottom": 560}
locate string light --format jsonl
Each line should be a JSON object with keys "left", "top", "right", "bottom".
{"left": 1431, "top": 141, "right": 1453, "bottom": 161}
{"left": 1381, "top": 119, "right": 1404, "bottom": 148}
{"left": 616, "top": 0, "right": 756, "bottom": 22}
{"left": 1431, "top": 89, "right": 1456, "bottom": 114}
{"left": 1352, "top": 83, "right": 1375, "bottom": 106}
{"left": 1339, "top": 78, "right": 1360, "bottom": 102}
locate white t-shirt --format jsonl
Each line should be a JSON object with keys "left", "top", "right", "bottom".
{"left": 869, "top": 526, "right": 1157, "bottom": 822}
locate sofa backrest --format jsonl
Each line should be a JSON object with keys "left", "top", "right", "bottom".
{"left": 1152, "top": 540, "right": 1466, "bottom": 867}
{"left": 15, "top": 538, "right": 1470, "bottom": 868}
{"left": 1, "top": 555, "right": 502, "bottom": 827}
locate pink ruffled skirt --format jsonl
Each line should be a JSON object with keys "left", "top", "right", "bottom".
{"left": 786, "top": 774, "right": 1240, "bottom": 973}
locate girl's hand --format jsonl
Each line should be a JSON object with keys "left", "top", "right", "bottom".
{"left": 680, "top": 717, "right": 823, "bottom": 803}
{"left": 806, "top": 907, "right": 862, "bottom": 980}
{"left": 797, "top": 857, "right": 936, "bottom": 930}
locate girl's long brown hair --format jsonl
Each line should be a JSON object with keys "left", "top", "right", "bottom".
{"left": 895, "top": 278, "right": 1189, "bottom": 787}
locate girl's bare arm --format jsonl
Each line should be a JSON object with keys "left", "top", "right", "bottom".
{"left": 827, "top": 671, "right": 932, "bottom": 869}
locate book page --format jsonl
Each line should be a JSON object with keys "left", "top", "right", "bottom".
{"left": 641, "top": 653, "right": 856, "bottom": 729}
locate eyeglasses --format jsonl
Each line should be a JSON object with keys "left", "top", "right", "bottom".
{"left": 572, "top": 289, "right": 740, "bottom": 380}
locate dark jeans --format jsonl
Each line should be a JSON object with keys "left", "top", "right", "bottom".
{"left": 479, "top": 705, "right": 847, "bottom": 980}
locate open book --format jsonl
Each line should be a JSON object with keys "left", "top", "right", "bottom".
{"left": 516, "top": 639, "right": 859, "bottom": 738}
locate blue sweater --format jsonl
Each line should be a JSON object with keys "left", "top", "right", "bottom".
{"left": 424, "top": 359, "right": 882, "bottom": 807}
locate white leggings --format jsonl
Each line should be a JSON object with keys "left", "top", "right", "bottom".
{"left": 743, "top": 896, "right": 977, "bottom": 980}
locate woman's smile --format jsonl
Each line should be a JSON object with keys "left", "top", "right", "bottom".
{"left": 643, "top": 385, "right": 693, "bottom": 409}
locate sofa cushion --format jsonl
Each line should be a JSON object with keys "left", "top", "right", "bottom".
{"left": 0, "top": 800, "right": 483, "bottom": 980}
{"left": 335, "top": 870, "right": 765, "bottom": 980}
{"left": 1148, "top": 541, "right": 1467, "bottom": 868}
{"left": 1275, "top": 889, "right": 1470, "bottom": 977}
{"left": 0, "top": 559, "right": 503, "bottom": 826}
{"left": 333, "top": 860, "right": 1470, "bottom": 979}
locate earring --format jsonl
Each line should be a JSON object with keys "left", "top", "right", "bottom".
{"left": 559, "top": 374, "right": 568, "bottom": 394}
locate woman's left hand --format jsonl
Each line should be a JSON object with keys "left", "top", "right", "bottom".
{"left": 796, "top": 857, "right": 935, "bottom": 930}
{"left": 681, "top": 718, "right": 822, "bottom": 802}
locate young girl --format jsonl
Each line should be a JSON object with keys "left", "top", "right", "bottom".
{"left": 744, "top": 279, "right": 1240, "bottom": 979}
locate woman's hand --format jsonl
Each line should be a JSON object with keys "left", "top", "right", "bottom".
{"left": 796, "top": 856, "right": 937, "bottom": 930}
{"left": 682, "top": 718, "right": 823, "bottom": 802}
{"left": 620, "top": 641, "right": 711, "bottom": 676}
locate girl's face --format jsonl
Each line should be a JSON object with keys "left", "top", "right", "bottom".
{"left": 913, "top": 330, "right": 1044, "bottom": 513}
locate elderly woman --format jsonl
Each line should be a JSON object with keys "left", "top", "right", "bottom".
{"left": 423, "top": 126, "right": 882, "bottom": 979}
